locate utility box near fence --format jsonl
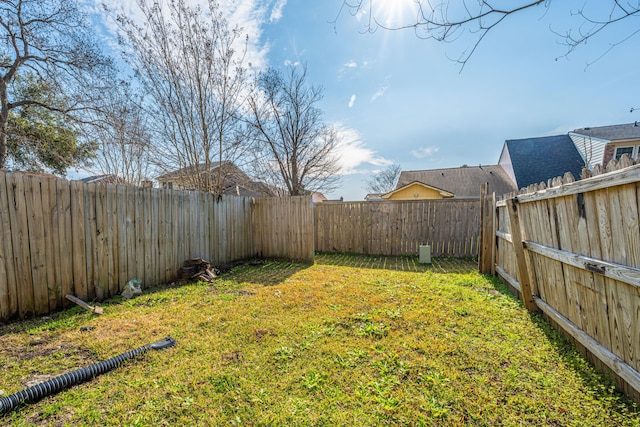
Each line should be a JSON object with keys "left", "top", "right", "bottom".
{"left": 419, "top": 245, "right": 431, "bottom": 264}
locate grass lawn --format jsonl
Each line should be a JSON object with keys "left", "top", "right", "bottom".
{"left": 0, "top": 254, "right": 638, "bottom": 426}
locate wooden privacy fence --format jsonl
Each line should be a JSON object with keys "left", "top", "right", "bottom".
{"left": 314, "top": 199, "right": 480, "bottom": 257}
{"left": 481, "top": 157, "right": 640, "bottom": 401}
{"left": 0, "top": 171, "right": 313, "bottom": 321}
{"left": 253, "top": 196, "right": 314, "bottom": 262}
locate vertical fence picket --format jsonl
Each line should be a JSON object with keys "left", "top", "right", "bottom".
{"left": 8, "top": 174, "right": 35, "bottom": 317}
{"left": 106, "top": 184, "right": 119, "bottom": 296}
{"left": 55, "top": 179, "right": 72, "bottom": 308}
{"left": 0, "top": 172, "right": 13, "bottom": 318}
{"left": 42, "top": 178, "right": 59, "bottom": 311}
{"left": 116, "top": 185, "right": 128, "bottom": 295}
{"left": 95, "top": 183, "right": 108, "bottom": 301}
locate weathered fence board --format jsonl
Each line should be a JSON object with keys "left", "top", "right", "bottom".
{"left": 489, "top": 161, "right": 640, "bottom": 401}
{"left": 314, "top": 199, "right": 480, "bottom": 257}
{"left": 0, "top": 172, "right": 313, "bottom": 321}
{"left": 0, "top": 173, "right": 13, "bottom": 319}
{"left": 253, "top": 196, "right": 314, "bottom": 263}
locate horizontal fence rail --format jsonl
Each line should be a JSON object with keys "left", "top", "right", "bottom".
{"left": 0, "top": 171, "right": 312, "bottom": 321}
{"left": 314, "top": 199, "right": 480, "bottom": 257}
{"left": 486, "top": 160, "right": 640, "bottom": 402}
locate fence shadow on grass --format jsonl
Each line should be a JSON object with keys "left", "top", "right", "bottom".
{"left": 486, "top": 274, "right": 638, "bottom": 406}
{"left": 219, "top": 258, "right": 313, "bottom": 287}
{"left": 314, "top": 252, "right": 478, "bottom": 274}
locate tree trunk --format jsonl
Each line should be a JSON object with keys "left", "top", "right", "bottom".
{"left": 0, "top": 127, "right": 7, "bottom": 169}
{"left": 0, "top": 86, "right": 9, "bottom": 169}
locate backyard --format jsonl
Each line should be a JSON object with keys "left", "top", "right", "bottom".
{"left": 0, "top": 254, "right": 638, "bottom": 426}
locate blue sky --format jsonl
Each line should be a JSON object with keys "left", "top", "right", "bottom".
{"left": 96, "top": 0, "right": 640, "bottom": 200}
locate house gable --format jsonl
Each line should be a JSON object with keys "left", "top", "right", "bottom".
{"left": 498, "top": 144, "right": 516, "bottom": 186}
{"left": 156, "top": 161, "right": 279, "bottom": 197}
{"left": 383, "top": 181, "right": 453, "bottom": 200}
{"left": 571, "top": 122, "right": 640, "bottom": 166}
{"left": 396, "top": 165, "right": 516, "bottom": 198}
{"left": 501, "top": 134, "right": 584, "bottom": 189}
{"left": 568, "top": 133, "right": 608, "bottom": 169}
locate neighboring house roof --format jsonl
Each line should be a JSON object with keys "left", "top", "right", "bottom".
{"left": 570, "top": 122, "right": 640, "bottom": 168}
{"left": 396, "top": 165, "right": 516, "bottom": 198}
{"left": 80, "top": 174, "right": 127, "bottom": 185}
{"left": 383, "top": 181, "right": 454, "bottom": 199}
{"left": 365, "top": 193, "right": 383, "bottom": 201}
{"left": 156, "top": 161, "right": 280, "bottom": 197}
{"left": 156, "top": 161, "right": 225, "bottom": 182}
{"left": 572, "top": 122, "right": 640, "bottom": 142}
{"left": 499, "top": 134, "right": 585, "bottom": 189}
{"left": 309, "top": 191, "right": 327, "bottom": 203}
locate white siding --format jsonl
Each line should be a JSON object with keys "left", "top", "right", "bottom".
{"left": 497, "top": 144, "right": 516, "bottom": 186}
{"left": 569, "top": 133, "right": 608, "bottom": 168}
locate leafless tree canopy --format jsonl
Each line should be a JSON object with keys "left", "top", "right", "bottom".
{"left": 89, "top": 81, "right": 154, "bottom": 186}
{"left": 116, "top": 0, "right": 251, "bottom": 194}
{"left": 247, "top": 66, "right": 341, "bottom": 196}
{"left": 0, "top": 0, "right": 115, "bottom": 170}
{"left": 365, "top": 163, "right": 402, "bottom": 195}
{"left": 336, "top": 1, "right": 640, "bottom": 66}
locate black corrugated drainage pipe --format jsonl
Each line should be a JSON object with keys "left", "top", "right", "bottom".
{"left": 0, "top": 336, "right": 176, "bottom": 415}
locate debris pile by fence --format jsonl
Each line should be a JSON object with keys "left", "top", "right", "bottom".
{"left": 179, "top": 258, "right": 218, "bottom": 283}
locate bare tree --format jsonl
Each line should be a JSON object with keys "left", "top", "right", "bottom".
{"left": 336, "top": 1, "right": 640, "bottom": 67}
{"left": 247, "top": 66, "right": 341, "bottom": 196}
{"left": 365, "top": 163, "right": 402, "bottom": 195}
{"left": 116, "top": 0, "right": 251, "bottom": 194}
{"left": 0, "top": 0, "right": 115, "bottom": 171}
{"left": 89, "top": 81, "right": 154, "bottom": 186}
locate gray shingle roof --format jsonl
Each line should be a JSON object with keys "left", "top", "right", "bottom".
{"left": 396, "top": 165, "right": 516, "bottom": 198}
{"left": 572, "top": 122, "right": 640, "bottom": 141}
{"left": 504, "top": 134, "right": 584, "bottom": 188}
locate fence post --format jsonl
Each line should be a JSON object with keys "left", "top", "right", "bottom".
{"left": 490, "top": 192, "right": 497, "bottom": 276}
{"left": 479, "top": 183, "right": 493, "bottom": 273}
{"left": 505, "top": 198, "right": 538, "bottom": 313}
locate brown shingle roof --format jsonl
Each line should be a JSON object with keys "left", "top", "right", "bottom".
{"left": 156, "top": 161, "right": 282, "bottom": 197}
{"left": 397, "top": 165, "right": 516, "bottom": 198}
{"left": 156, "top": 161, "right": 225, "bottom": 181}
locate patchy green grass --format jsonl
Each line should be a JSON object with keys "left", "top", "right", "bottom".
{"left": 0, "top": 256, "right": 638, "bottom": 426}
{"left": 314, "top": 252, "right": 478, "bottom": 274}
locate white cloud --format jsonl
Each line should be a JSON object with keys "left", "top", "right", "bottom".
{"left": 371, "top": 75, "right": 391, "bottom": 102}
{"left": 284, "top": 59, "right": 301, "bottom": 67}
{"left": 348, "top": 94, "right": 356, "bottom": 108}
{"left": 269, "top": 0, "right": 287, "bottom": 23}
{"left": 338, "top": 60, "right": 358, "bottom": 78}
{"left": 334, "top": 125, "right": 392, "bottom": 175}
{"left": 411, "top": 146, "right": 440, "bottom": 159}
